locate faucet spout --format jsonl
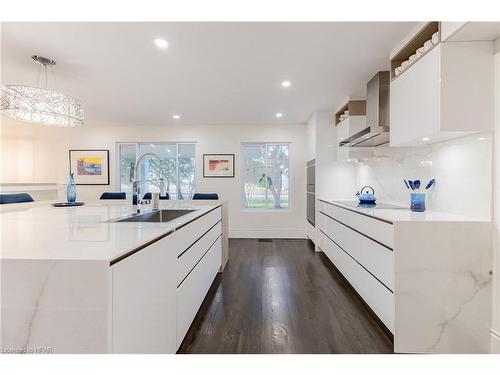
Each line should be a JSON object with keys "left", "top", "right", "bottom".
{"left": 133, "top": 152, "right": 165, "bottom": 213}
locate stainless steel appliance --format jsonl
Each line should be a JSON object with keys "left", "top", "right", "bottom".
{"left": 306, "top": 159, "right": 315, "bottom": 226}
{"left": 339, "top": 71, "right": 391, "bottom": 148}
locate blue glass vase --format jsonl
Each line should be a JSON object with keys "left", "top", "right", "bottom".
{"left": 67, "top": 172, "right": 76, "bottom": 203}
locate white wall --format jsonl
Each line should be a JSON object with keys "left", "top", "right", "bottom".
{"left": 492, "top": 38, "right": 500, "bottom": 353}
{"left": 306, "top": 113, "right": 316, "bottom": 162}
{"left": 0, "top": 117, "right": 307, "bottom": 238}
{"left": 351, "top": 132, "right": 493, "bottom": 220}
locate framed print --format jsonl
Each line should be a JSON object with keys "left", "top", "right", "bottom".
{"left": 69, "top": 149, "right": 110, "bottom": 185}
{"left": 203, "top": 154, "right": 235, "bottom": 178}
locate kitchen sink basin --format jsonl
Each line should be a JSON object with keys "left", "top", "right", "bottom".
{"left": 113, "top": 209, "right": 196, "bottom": 223}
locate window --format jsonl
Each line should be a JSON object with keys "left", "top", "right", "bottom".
{"left": 118, "top": 142, "right": 195, "bottom": 199}
{"left": 241, "top": 143, "right": 290, "bottom": 209}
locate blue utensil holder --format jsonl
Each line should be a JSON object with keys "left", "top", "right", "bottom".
{"left": 410, "top": 193, "right": 426, "bottom": 212}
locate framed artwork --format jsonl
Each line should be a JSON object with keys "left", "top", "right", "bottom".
{"left": 203, "top": 154, "right": 235, "bottom": 178}
{"left": 69, "top": 149, "right": 110, "bottom": 185}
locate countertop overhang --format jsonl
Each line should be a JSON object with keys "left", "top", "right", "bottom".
{"left": 0, "top": 201, "right": 221, "bottom": 262}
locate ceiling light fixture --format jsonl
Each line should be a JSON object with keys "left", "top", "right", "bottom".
{"left": 154, "top": 38, "right": 169, "bottom": 48}
{"left": 422, "top": 137, "right": 430, "bottom": 141}
{"left": 275, "top": 113, "right": 283, "bottom": 118}
{"left": 0, "top": 55, "right": 84, "bottom": 127}
{"left": 281, "top": 80, "right": 291, "bottom": 88}
{"left": 172, "top": 114, "right": 180, "bottom": 119}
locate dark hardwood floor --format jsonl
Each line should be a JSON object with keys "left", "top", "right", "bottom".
{"left": 178, "top": 238, "right": 393, "bottom": 354}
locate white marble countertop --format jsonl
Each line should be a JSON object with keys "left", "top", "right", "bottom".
{"left": 0, "top": 200, "right": 221, "bottom": 262}
{"left": 318, "top": 198, "right": 488, "bottom": 223}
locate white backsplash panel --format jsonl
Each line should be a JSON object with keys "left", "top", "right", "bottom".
{"left": 353, "top": 132, "right": 493, "bottom": 220}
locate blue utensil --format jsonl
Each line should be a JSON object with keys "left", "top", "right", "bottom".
{"left": 425, "top": 179, "right": 436, "bottom": 190}
{"left": 414, "top": 180, "right": 421, "bottom": 191}
{"left": 408, "top": 180, "right": 415, "bottom": 191}
{"left": 404, "top": 180, "right": 410, "bottom": 189}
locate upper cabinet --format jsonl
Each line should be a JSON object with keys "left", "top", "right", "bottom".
{"left": 389, "top": 22, "right": 495, "bottom": 146}
{"left": 441, "top": 22, "right": 500, "bottom": 42}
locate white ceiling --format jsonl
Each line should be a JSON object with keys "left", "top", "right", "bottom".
{"left": 1, "top": 22, "right": 416, "bottom": 126}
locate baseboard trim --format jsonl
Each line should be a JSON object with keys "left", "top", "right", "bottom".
{"left": 305, "top": 222, "right": 318, "bottom": 246}
{"left": 491, "top": 329, "right": 500, "bottom": 353}
{"left": 229, "top": 229, "right": 307, "bottom": 239}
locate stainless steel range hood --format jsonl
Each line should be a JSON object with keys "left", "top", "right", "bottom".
{"left": 343, "top": 71, "right": 390, "bottom": 148}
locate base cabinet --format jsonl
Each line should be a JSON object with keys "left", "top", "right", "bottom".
{"left": 111, "top": 236, "right": 177, "bottom": 353}
{"left": 176, "top": 236, "right": 222, "bottom": 349}
{"left": 111, "top": 207, "right": 222, "bottom": 353}
{"left": 317, "top": 209, "right": 395, "bottom": 333}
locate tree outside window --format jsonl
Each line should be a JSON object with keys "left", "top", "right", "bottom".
{"left": 242, "top": 143, "right": 290, "bottom": 209}
{"left": 118, "top": 143, "right": 195, "bottom": 199}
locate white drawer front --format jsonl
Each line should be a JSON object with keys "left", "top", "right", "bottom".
{"left": 177, "top": 221, "right": 222, "bottom": 285}
{"left": 319, "top": 232, "right": 394, "bottom": 333}
{"left": 176, "top": 236, "right": 221, "bottom": 349}
{"left": 172, "top": 206, "right": 221, "bottom": 257}
{"left": 112, "top": 236, "right": 176, "bottom": 353}
{"left": 319, "top": 202, "right": 394, "bottom": 248}
{"left": 319, "top": 212, "right": 394, "bottom": 291}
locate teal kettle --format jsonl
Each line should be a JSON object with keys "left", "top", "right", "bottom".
{"left": 356, "top": 185, "right": 376, "bottom": 204}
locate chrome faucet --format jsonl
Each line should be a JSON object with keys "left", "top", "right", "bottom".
{"left": 132, "top": 152, "right": 166, "bottom": 214}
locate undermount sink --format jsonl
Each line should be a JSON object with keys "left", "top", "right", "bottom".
{"left": 113, "top": 209, "right": 196, "bottom": 223}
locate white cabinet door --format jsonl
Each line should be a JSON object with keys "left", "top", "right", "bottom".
{"left": 319, "top": 212, "right": 394, "bottom": 291}
{"left": 176, "top": 236, "right": 222, "bottom": 349}
{"left": 319, "top": 202, "right": 394, "bottom": 248}
{"left": 440, "top": 22, "right": 467, "bottom": 41}
{"left": 111, "top": 236, "right": 177, "bottom": 353}
{"left": 390, "top": 45, "right": 441, "bottom": 146}
{"left": 177, "top": 221, "right": 222, "bottom": 286}
{"left": 319, "top": 232, "right": 395, "bottom": 333}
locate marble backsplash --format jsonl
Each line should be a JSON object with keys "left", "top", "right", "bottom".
{"left": 351, "top": 132, "right": 493, "bottom": 220}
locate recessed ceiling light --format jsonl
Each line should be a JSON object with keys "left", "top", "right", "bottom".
{"left": 172, "top": 114, "right": 180, "bottom": 119}
{"left": 154, "top": 38, "right": 169, "bottom": 48}
{"left": 281, "top": 80, "right": 291, "bottom": 88}
{"left": 275, "top": 113, "right": 283, "bottom": 118}
{"left": 422, "top": 137, "right": 430, "bottom": 141}
{"left": 478, "top": 137, "right": 485, "bottom": 141}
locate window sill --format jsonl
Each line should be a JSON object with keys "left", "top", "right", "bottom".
{"left": 241, "top": 208, "right": 292, "bottom": 213}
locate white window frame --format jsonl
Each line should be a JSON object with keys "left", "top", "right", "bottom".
{"left": 116, "top": 141, "right": 196, "bottom": 199}
{"left": 240, "top": 142, "right": 291, "bottom": 212}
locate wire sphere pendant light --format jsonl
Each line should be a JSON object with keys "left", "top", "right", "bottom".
{"left": 0, "top": 55, "right": 84, "bottom": 127}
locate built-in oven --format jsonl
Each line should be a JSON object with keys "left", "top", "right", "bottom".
{"left": 306, "top": 159, "right": 315, "bottom": 226}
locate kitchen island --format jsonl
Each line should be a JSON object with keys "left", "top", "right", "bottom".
{"left": 1, "top": 200, "right": 225, "bottom": 354}
{"left": 316, "top": 198, "right": 493, "bottom": 354}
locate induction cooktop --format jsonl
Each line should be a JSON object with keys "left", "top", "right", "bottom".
{"left": 333, "top": 201, "right": 407, "bottom": 210}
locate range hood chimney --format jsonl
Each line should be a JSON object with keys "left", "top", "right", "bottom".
{"left": 345, "top": 71, "right": 390, "bottom": 147}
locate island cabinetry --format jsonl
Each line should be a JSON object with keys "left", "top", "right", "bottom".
{"left": 176, "top": 236, "right": 221, "bottom": 349}
{"left": 111, "top": 206, "right": 222, "bottom": 353}
{"left": 111, "top": 234, "right": 177, "bottom": 354}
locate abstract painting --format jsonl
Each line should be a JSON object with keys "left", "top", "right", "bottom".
{"left": 69, "top": 150, "right": 109, "bottom": 185}
{"left": 203, "top": 154, "right": 235, "bottom": 177}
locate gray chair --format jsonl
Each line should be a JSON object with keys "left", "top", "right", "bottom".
{"left": 100, "top": 192, "right": 126, "bottom": 200}
{"left": 142, "top": 192, "right": 170, "bottom": 200}
{"left": 0, "top": 193, "right": 34, "bottom": 204}
{"left": 192, "top": 193, "right": 219, "bottom": 200}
